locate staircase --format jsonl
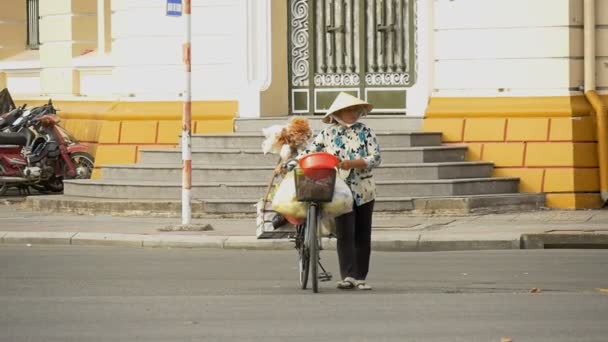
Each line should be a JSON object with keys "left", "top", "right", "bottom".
{"left": 27, "top": 116, "right": 545, "bottom": 217}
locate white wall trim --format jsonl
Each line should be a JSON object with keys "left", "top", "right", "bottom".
{"left": 0, "top": 60, "right": 41, "bottom": 70}
{"left": 404, "top": 0, "right": 432, "bottom": 117}
{"left": 97, "top": 0, "right": 107, "bottom": 54}
{"left": 238, "top": 0, "right": 272, "bottom": 118}
{"left": 72, "top": 53, "right": 113, "bottom": 68}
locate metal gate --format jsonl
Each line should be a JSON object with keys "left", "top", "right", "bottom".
{"left": 289, "top": 0, "right": 415, "bottom": 115}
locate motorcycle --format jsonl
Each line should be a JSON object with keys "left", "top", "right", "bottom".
{"left": 0, "top": 105, "right": 27, "bottom": 132}
{"left": 0, "top": 101, "right": 95, "bottom": 195}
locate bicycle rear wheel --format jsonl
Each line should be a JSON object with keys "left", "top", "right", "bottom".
{"left": 297, "top": 226, "right": 309, "bottom": 289}
{"left": 307, "top": 204, "right": 319, "bottom": 293}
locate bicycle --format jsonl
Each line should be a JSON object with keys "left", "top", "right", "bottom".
{"left": 286, "top": 152, "right": 337, "bottom": 293}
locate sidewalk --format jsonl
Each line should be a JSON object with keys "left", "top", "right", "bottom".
{"left": 1, "top": 196, "right": 607, "bottom": 251}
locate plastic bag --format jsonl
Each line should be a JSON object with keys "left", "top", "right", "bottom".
{"left": 321, "top": 177, "right": 353, "bottom": 218}
{"left": 319, "top": 212, "right": 336, "bottom": 238}
{"left": 271, "top": 172, "right": 307, "bottom": 219}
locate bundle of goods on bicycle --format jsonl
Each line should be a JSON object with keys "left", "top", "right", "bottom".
{"left": 256, "top": 117, "right": 314, "bottom": 238}
{"left": 271, "top": 167, "right": 354, "bottom": 219}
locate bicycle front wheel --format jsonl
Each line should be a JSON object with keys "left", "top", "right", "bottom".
{"left": 297, "top": 226, "right": 309, "bottom": 289}
{"left": 307, "top": 204, "right": 319, "bottom": 293}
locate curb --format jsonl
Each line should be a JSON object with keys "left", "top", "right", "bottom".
{"left": 0, "top": 231, "right": 521, "bottom": 252}
{"left": 521, "top": 233, "right": 608, "bottom": 249}
{"left": 1, "top": 197, "right": 27, "bottom": 206}
{"left": 2, "top": 231, "right": 607, "bottom": 251}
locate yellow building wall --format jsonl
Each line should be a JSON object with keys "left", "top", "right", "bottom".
{"left": 425, "top": 0, "right": 605, "bottom": 209}
{"left": 260, "top": 0, "right": 289, "bottom": 117}
{"left": 424, "top": 96, "right": 605, "bottom": 209}
{"left": 0, "top": 0, "right": 26, "bottom": 59}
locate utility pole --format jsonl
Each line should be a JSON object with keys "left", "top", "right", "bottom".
{"left": 181, "top": 0, "right": 192, "bottom": 225}
{"left": 166, "top": 0, "right": 192, "bottom": 225}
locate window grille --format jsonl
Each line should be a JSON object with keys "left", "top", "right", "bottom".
{"left": 26, "top": 0, "right": 40, "bottom": 49}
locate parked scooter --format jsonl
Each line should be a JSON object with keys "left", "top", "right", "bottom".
{"left": 0, "top": 101, "right": 94, "bottom": 195}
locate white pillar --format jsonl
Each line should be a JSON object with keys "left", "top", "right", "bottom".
{"left": 238, "top": 0, "right": 272, "bottom": 118}
{"left": 405, "top": 0, "right": 432, "bottom": 117}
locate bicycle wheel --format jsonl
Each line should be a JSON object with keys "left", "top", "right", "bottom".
{"left": 297, "top": 225, "right": 309, "bottom": 289}
{"left": 307, "top": 204, "right": 319, "bottom": 293}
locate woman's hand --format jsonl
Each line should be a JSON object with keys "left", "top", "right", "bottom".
{"left": 338, "top": 159, "right": 366, "bottom": 170}
{"left": 337, "top": 160, "right": 353, "bottom": 170}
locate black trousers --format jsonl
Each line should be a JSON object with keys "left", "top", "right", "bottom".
{"left": 335, "top": 200, "right": 374, "bottom": 280}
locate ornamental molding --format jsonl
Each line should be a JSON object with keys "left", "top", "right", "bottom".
{"left": 365, "top": 73, "right": 410, "bottom": 86}
{"left": 290, "top": 0, "right": 309, "bottom": 87}
{"left": 314, "top": 73, "right": 360, "bottom": 86}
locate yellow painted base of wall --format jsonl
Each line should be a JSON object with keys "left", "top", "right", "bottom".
{"left": 424, "top": 96, "right": 606, "bottom": 209}
{"left": 15, "top": 100, "right": 237, "bottom": 178}
{"left": 546, "top": 193, "right": 603, "bottom": 209}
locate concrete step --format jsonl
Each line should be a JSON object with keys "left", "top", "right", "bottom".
{"left": 190, "top": 131, "right": 442, "bottom": 149}
{"left": 26, "top": 193, "right": 545, "bottom": 217}
{"left": 136, "top": 146, "right": 468, "bottom": 166}
{"left": 138, "top": 149, "right": 278, "bottom": 166}
{"left": 201, "top": 197, "right": 415, "bottom": 213}
{"left": 234, "top": 115, "right": 423, "bottom": 132}
{"left": 100, "top": 162, "right": 493, "bottom": 182}
{"left": 201, "top": 193, "right": 544, "bottom": 214}
{"left": 63, "top": 177, "right": 518, "bottom": 200}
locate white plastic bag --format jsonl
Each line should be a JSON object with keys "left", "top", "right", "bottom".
{"left": 319, "top": 212, "right": 336, "bottom": 237}
{"left": 322, "top": 177, "right": 353, "bottom": 218}
{"left": 271, "top": 172, "right": 307, "bottom": 219}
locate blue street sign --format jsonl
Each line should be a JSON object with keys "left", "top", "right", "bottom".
{"left": 166, "top": 0, "right": 182, "bottom": 17}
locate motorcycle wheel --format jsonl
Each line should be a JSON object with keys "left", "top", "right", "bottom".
{"left": 67, "top": 152, "right": 95, "bottom": 179}
{"left": 30, "top": 184, "right": 52, "bottom": 194}
{"left": 44, "top": 177, "right": 64, "bottom": 193}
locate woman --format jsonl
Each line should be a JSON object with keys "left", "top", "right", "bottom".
{"left": 300, "top": 92, "right": 382, "bottom": 290}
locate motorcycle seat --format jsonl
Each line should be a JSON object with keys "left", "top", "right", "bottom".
{"left": 0, "top": 132, "right": 28, "bottom": 146}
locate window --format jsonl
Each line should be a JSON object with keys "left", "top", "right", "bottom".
{"left": 26, "top": 0, "right": 40, "bottom": 49}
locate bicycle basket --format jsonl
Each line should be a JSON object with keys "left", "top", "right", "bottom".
{"left": 294, "top": 167, "right": 336, "bottom": 202}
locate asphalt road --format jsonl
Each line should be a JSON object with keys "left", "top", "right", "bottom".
{"left": 1, "top": 246, "right": 607, "bottom": 342}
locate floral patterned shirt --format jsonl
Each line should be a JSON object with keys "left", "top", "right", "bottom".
{"left": 300, "top": 122, "right": 382, "bottom": 206}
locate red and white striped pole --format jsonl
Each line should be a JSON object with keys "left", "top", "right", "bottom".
{"left": 181, "top": 0, "right": 192, "bottom": 225}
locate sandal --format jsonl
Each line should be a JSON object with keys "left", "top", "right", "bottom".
{"left": 336, "top": 277, "right": 356, "bottom": 290}
{"left": 355, "top": 280, "right": 372, "bottom": 291}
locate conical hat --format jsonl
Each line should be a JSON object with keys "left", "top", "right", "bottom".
{"left": 322, "top": 92, "right": 373, "bottom": 124}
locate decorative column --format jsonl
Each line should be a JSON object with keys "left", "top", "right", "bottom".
{"left": 97, "top": 0, "right": 111, "bottom": 54}
{"left": 39, "top": 0, "right": 97, "bottom": 96}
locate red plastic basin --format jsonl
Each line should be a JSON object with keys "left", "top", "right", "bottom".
{"left": 299, "top": 152, "right": 338, "bottom": 179}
